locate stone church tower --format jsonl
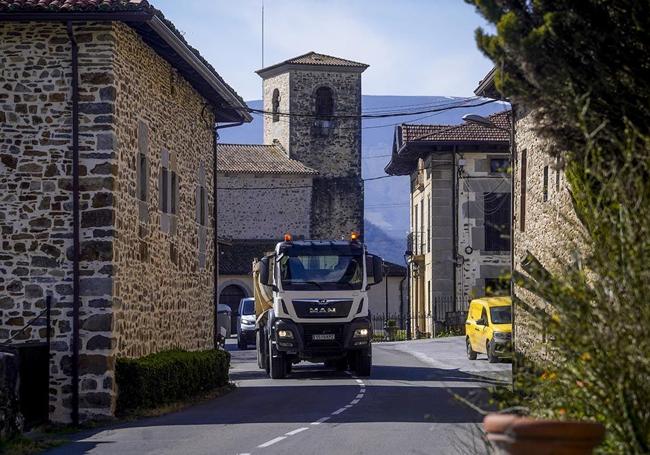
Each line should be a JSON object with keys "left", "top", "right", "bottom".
{"left": 257, "top": 52, "right": 368, "bottom": 239}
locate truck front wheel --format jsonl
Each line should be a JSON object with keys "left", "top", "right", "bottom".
{"left": 269, "top": 340, "right": 287, "bottom": 379}
{"left": 353, "top": 345, "right": 372, "bottom": 377}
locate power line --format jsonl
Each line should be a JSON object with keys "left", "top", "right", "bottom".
{"left": 244, "top": 99, "right": 497, "bottom": 120}
{"left": 217, "top": 174, "right": 399, "bottom": 191}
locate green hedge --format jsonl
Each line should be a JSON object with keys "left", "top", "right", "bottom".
{"left": 116, "top": 349, "right": 230, "bottom": 414}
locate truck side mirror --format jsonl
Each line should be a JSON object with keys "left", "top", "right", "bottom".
{"left": 373, "top": 255, "right": 384, "bottom": 285}
{"left": 366, "top": 254, "right": 384, "bottom": 286}
{"left": 259, "top": 256, "right": 272, "bottom": 286}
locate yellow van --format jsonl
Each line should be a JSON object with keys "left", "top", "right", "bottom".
{"left": 465, "top": 296, "right": 512, "bottom": 363}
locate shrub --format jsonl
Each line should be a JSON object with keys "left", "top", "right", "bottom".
{"left": 116, "top": 349, "right": 230, "bottom": 414}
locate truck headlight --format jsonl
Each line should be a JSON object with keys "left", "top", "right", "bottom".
{"left": 354, "top": 328, "right": 369, "bottom": 338}
{"left": 278, "top": 329, "right": 294, "bottom": 339}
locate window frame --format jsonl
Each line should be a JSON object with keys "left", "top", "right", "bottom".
{"left": 484, "top": 192, "right": 511, "bottom": 253}
{"left": 272, "top": 88, "right": 280, "bottom": 123}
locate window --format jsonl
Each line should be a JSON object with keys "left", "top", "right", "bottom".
{"left": 543, "top": 165, "right": 549, "bottom": 202}
{"left": 520, "top": 149, "right": 527, "bottom": 232}
{"left": 314, "top": 86, "right": 334, "bottom": 137}
{"left": 484, "top": 192, "right": 511, "bottom": 252}
{"left": 427, "top": 195, "right": 431, "bottom": 253}
{"left": 137, "top": 120, "right": 149, "bottom": 202}
{"left": 315, "top": 86, "right": 333, "bottom": 118}
{"left": 414, "top": 204, "right": 419, "bottom": 254}
{"left": 199, "top": 186, "right": 206, "bottom": 226}
{"left": 272, "top": 88, "right": 280, "bottom": 123}
{"left": 159, "top": 150, "right": 179, "bottom": 235}
{"left": 490, "top": 158, "right": 510, "bottom": 174}
{"left": 138, "top": 153, "right": 148, "bottom": 201}
{"left": 420, "top": 199, "right": 424, "bottom": 253}
{"left": 196, "top": 164, "right": 208, "bottom": 269}
{"left": 479, "top": 308, "right": 488, "bottom": 325}
{"left": 485, "top": 277, "right": 511, "bottom": 296}
{"left": 136, "top": 120, "right": 149, "bottom": 223}
{"left": 170, "top": 171, "right": 177, "bottom": 215}
{"left": 161, "top": 167, "right": 169, "bottom": 213}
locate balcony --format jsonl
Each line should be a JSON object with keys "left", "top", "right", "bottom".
{"left": 406, "top": 232, "right": 426, "bottom": 262}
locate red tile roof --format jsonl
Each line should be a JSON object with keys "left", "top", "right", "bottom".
{"left": 217, "top": 144, "right": 318, "bottom": 176}
{"left": 0, "top": 0, "right": 148, "bottom": 10}
{"left": 257, "top": 52, "right": 368, "bottom": 76}
{"left": 400, "top": 110, "right": 510, "bottom": 145}
{"left": 285, "top": 52, "right": 368, "bottom": 68}
{"left": 385, "top": 110, "right": 512, "bottom": 176}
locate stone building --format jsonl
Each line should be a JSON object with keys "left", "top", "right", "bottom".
{"left": 217, "top": 52, "right": 373, "bottom": 319}
{"left": 0, "top": 0, "right": 250, "bottom": 423}
{"left": 475, "top": 70, "right": 577, "bottom": 357}
{"left": 385, "top": 111, "right": 512, "bottom": 337}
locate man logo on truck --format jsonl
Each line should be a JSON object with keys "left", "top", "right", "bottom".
{"left": 309, "top": 307, "right": 336, "bottom": 314}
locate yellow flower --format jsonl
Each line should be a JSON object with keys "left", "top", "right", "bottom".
{"left": 580, "top": 352, "right": 591, "bottom": 362}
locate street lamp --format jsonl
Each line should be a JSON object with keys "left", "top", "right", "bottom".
{"left": 463, "top": 112, "right": 517, "bottom": 385}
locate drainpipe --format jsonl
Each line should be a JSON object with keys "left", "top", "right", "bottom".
{"left": 212, "top": 119, "right": 244, "bottom": 348}
{"left": 66, "top": 21, "right": 80, "bottom": 427}
{"left": 452, "top": 146, "right": 458, "bottom": 310}
{"left": 509, "top": 107, "right": 517, "bottom": 385}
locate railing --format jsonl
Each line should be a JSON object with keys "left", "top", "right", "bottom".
{"left": 406, "top": 231, "right": 426, "bottom": 256}
{"left": 371, "top": 296, "right": 469, "bottom": 341}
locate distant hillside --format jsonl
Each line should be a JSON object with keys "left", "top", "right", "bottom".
{"left": 219, "top": 95, "right": 509, "bottom": 264}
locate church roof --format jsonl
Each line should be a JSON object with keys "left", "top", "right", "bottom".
{"left": 256, "top": 52, "right": 368, "bottom": 77}
{"left": 217, "top": 143, "right": 318, "bottom": 176}
{"left": 285, "top": 52, "right": 368, "bottom": 68}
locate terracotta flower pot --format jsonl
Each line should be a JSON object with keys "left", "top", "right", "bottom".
{"left": 484, "top": 413, "right": 605, "bottom": 455}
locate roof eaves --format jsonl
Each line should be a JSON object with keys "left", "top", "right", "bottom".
{"left": 147, "top": 15, "right": 251, "bottom": 122}
{"left": 0, "top": 2, "right": 251, "bottom": 123}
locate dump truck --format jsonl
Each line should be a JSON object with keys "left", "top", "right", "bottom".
{"left": 253, "top": 233, "right": 384, "bottom": 378}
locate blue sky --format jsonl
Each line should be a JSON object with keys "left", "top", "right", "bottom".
{"left": 153, "top": 0, "right": 494, "bottom": 101}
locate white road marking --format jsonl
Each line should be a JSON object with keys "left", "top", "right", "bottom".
{"left": 311, "top": 416, "right": 330, "bottom": 425}
{"left": 258, "top": 436, "right": 286, "bottom": 448}
{"left": 247, "top": 374, "right": 368, "bottom": 453}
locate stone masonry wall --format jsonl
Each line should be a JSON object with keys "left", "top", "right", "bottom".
{"left": 111, "top": 23, "right": 215, "bottom": 361}
{"left": 513, "top": 110, "right": 580, "bottom": 358}
{"left": 0, "top": 21, "right": 118, "bottom": 423}
{"left": 457, "top": 152, "right": 511, "bottom": 300}
{"left": 217, "top": 173, "right": 312, "bottom": 240}
{"left": 262, "top": 72, "right": 290, "bottom": 153}
{"left": 290, "top": 69, "right": 364, "bottom": 239}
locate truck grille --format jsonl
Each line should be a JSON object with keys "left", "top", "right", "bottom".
{"left": 293, "top": 299, "right": 353, "bottom": 319}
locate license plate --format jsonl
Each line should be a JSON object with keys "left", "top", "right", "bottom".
{"left": 312, "top": 333, "right": 335, "bottom": 341}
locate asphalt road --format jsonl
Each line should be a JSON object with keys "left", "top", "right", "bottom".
{"left": 47, "top": 336, "right": 510, "bottom": 455}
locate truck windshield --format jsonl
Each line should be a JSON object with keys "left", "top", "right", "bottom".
{"left": 279, "top": 248, "right": 364, "bottom": 291}
{"left": 490, "top": 306, "right": 512, "bottom": 324}
{"left": 241, "top": 299, "right": 255, "bottom": 315}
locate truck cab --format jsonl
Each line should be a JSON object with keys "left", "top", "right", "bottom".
{"left": 255, "top": 236, "right": 384, "bottom": 378}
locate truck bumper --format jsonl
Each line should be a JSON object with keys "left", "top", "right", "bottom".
{"left": 272, "top": 317, "right": 371, "bottom": 361}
